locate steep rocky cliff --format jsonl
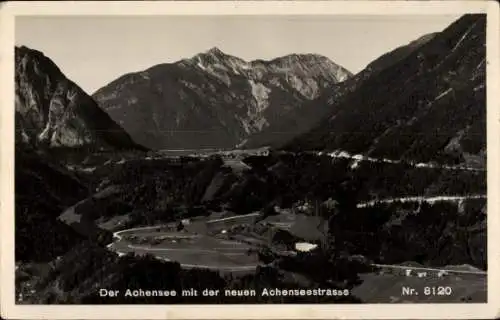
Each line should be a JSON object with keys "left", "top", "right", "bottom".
{"left": 15, "top": 46, "right": 145, "bottom": 152}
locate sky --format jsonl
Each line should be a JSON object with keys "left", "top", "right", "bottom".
{"left": 16, "top": 15, "right": 461, "bottom": 94}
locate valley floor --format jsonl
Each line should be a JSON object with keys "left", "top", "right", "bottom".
{"left": 16, "top": 148, "right": 487, "bottom": 304}
{"left": 106, "top": 206, "right": 487, "bottom": 303}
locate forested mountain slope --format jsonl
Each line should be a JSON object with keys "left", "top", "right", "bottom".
{"left": 287, "top": 14, "right": 486, "bottom": 169}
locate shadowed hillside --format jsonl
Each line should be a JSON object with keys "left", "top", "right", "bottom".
{"left": 286, "top": 14, "right": 486, "bottom": 169}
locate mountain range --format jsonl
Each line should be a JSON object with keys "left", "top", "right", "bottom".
{"left": 92, "top": 48, "right": 352, "bottom": 150}
{"left": 16, "top": 13, "right": 485, "bottom": 163}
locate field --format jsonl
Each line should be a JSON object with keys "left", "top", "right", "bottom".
{"left": 107, "top": 208, "right": 330, "bottom": 272}
{"left": 106, "top": 206, "right": 487, "bottom": 303}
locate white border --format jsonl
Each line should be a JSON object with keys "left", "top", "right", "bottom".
{"left": 1, "top": 1, "right": 499, "bottom": 319}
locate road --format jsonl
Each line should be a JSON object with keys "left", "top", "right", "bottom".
{"left": 110, "top": 222, "right": 489, "bottom": 276}
{"left": 312, "top": 150, "right": 485, "bottom": 172}
{"left": 372, "top": 264, "right": 487, "bottom": 275}
{"left": 113, "top": 225, "right": 170, "bottom": 240}
{"left": 206, "top": 212, "right": 260, "bottom": 223}
{"left": 108, "top": 211, "right": 488, "bottom": 277}
{"left": 357, "top": 194, "right": 486, "bottom": 208}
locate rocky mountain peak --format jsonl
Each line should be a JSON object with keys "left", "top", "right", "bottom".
{"left": 194, "top": 46, "right": 236, "bottom": 61}
{"left": 206, "top": 46, "right": 225, "bottom": 56}
{"left": 16, "top": 46, "right": 65, "bottom": 88}
{"left": 185, "top": 46, "right": 249, "bottom": 73}
{"left": 263, "top": 53, "right": 353, "bottom": 83}
{"left": 15, "top": 45, "right": 144, "bottom": 151}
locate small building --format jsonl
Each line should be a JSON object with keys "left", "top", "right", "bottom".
{"left": 294, "top": 242, "right": 318, "bottom": 252}
{"left": 417, "top": 272, "right": 427, "bottom": 278}
{"left": 181, "top": 219, "right": 191, "bottom": 226}
{"left": 437, "top": 270, "right": 448, "bottom": 278}
{"left": 405, "top": 269, "right": 412, "bottom": 277}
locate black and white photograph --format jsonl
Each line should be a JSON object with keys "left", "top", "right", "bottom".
{"left": 1, "top": 1, "right": 499, "bottom": 319}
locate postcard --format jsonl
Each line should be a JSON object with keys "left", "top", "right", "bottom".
{"left": 1, "top": 1, "right": 499, "bottom": 319}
